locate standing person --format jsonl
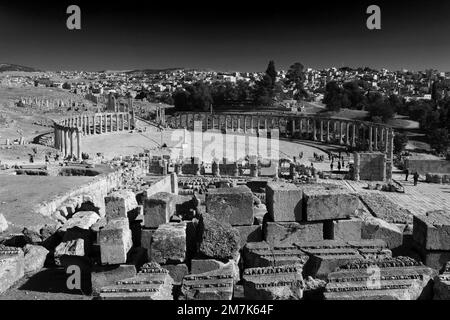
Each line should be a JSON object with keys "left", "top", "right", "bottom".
{"left": 330, "top": 162, "right": 334, "bottom": 172}
{"left": 413, "top": 172, "right": 419, "bottom": 186}
{"left": 405, "top": 169, "right": 409, "bottom": 181}
{"left": 337, "top": 161, "right": 341, "bottom": 172}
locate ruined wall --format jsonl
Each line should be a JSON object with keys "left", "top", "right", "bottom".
{"left": 353, "top": 152, "right": 386, "bottom": 181}
{"left": 406, "top": 159, "right": 450, "bottom": 175}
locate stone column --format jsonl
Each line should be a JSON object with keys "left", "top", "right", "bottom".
{"left": 374, "top": 126, "right": 378, "bottom": 150}
{"left": 121, "top": 114, "right": 125, "bottom": 131}
{"left": 326, "top": 120, "right": 331, "bottom": 142}
{"left": 352, "top": 123, "right": 356, "bottom": 147}
{"left": 320, "top": 120, "right": 324, "bottom": 142}
{"left": 76, "top": 129, "right": 81, "bottom": 160}
{"left": 69, "top": 129, "right": 74, "bottom": 157}
{"left": 346, "top": 122, "right": 350, "bottom": 146}
{"left": 291, "top": 119, "right": 295, "bottom": 135}
{"left": 313, "top": 119, "right": 317, "bottom": 141}
{"left": 63, "top": 129, "right": 68, "bottom": 157}
{"left": 99, "top": 114, "right": 103, "bottom": 134}
{"left": 339, "top": 121, "right": 344, "bottom": 145}
{"left": 368, "top": 125, "right": 373, "bottom": 151}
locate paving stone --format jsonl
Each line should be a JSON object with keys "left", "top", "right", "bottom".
{"left": 105, "top": 190, "right": 138, "bottom": 221}
{"left": 264, "top": 221, "right": 323, "bottom": 246}
{"left": 243, "top": 264, "right": 304, "bottom": 300}
{"left": 206, "top": 185, "right": 254, "bottom": 226}
{"left": 150, "top": 222, "right": 186, "bottom": 264}
{"left": 144, "top": 192, "right": 177, "bottom": 228}
{"left": 99, "top": 218, "right": 133, "bottom": 265}
{"left": 266, "top": 182, "right": 302, "bottom": 222}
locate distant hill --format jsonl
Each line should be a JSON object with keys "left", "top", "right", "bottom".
{"left": 125, "top": 68, "right": 184, "bottom": 75}
{"left": 0, "top": 63, "right": 40, "bottom": 72}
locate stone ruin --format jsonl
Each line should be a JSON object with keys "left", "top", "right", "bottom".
{"left": 1, "top": 162, "right": 450, "bottom": 301}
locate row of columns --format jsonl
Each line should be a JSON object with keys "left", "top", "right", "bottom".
{"left": 53, "top": 112, "right": 136, "bottom": 159}
{"left": 174, "top": 112, "right": 393, "bottom": 153}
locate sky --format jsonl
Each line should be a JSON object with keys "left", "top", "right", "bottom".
{"left": 0, "top": 0, "right": 450, "bottom": 72}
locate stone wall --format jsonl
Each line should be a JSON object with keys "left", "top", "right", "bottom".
{"left": 406, "top": 159, "right": 450, "bottom": 175}
{"left": 353, "top": 152, "right": 386, "bottom": 181}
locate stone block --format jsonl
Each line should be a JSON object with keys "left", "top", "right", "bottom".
{"left": 264, "top": 221, "right": 323, "bottom": 246}
{"left": 324, "top": 257, "right": 437, "bottom": 300}
{"left": 413, "top": 210, "right": 450, "bottom": 251}
{"left": 191, "top": 258, "right": 240, "bottom": 281}
{"left": 243, "top": 242, "right": 309, "bottom": 268}
{"left": 99, "top": 218, "right": 133, "bottom": 265}
{"left": 105, "top": 190, "right": 138, "bottom": 221}
{"left": 324, "top": 217, "right": 362, "bottom": 241}
{"left": 23, "top": 244, "right": 49, "bottom": 275}
{"left": 234, "top": 225, "right": 262, "bottom": 247}
{"left": 361, "top": 215, "right": 403, "bottom": 249}
{"left": 303, "top": 187, "right": 359, "bottom": 221}
{"left": 181, "top": 265, "right": 234, "bottom": 300}
{"left": 140, "top": 228, "right": 154, "bottom": 259}
{"left": 199, "top": 213, "right": 240, "bottom": 260}
{"left": 434, "top": 262, "right": 450, "bottom": 300}
{"left": 297, "top": 241, "right": 364, "bottom": 279}
{"left": 266, "top": 182, "right": 303, "bottom": 222}
{"left": 0, "top": 246, "right": 24, "bottom": 294}
{"left": 243, "top": 264, "right": 304, "bottom": 300}
{"left": 54, "top": 239, "right": 86, "bottom": 266}
{"left": 162, "top": 264, "right": 189, "bottom": 285}
{"left": 150, "top": 222, "right": 186, "bottom": 264}
{"left": 59, "top": 211, "right": 100, "bottom": 232}
{"left": 99, "top": 262, "right": 173, "bottom": 300}
{"left": 144, "top": 192, "right": 177, "bottom": 228}
{"left": 206, "top": 185, "right": 254, "bottom": 226}
{"left": 91, "top": 264, "right": 137, "bottom": 295}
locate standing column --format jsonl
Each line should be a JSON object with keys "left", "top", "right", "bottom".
{"left": 320, "top": 120, "right": 324, "bottom": 142}
{"left": 346, "top": 122, "right": 350, "bottom": 146}
{"left": 326, "top": 120, "right": 331, "bottom": 142}
{"left": 63, "top": 129, "right": 68, "bottom": 157}
{"left": 99, "top": 114, "right": 103, "bottom": 134}
{"left": 59, "top": 128, "right": 64, "bottom": 152}
{"left": 299, "top": 118, "right": 303, "bottom": 137}
{"left": 76, "top": 129, "right": 81, "bottom": 160}
{"left": 368, "top": 125, "right": 373, "bottom": 151}
{"left": 352, "top": 123, "right": 356, "bottom": 147}
{"left": 339, "top": 121, "right": 344, "bottom": 145}
{"left": 313, "top": 119, "right": 317, "bottom": 141}
{"left": 121, "top": 114, "right": 125, "bottom": 131}
{"left": 291, "top": 119, "right": 295, "bottom": 135}
{"left": 374, "top": 126, "right": 378, "bottom": 150}
{"left": 69, "top": 129, "right": 74, "bottom": 157}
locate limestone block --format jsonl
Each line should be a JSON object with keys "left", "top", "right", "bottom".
{"left": 361, "top": 215, "right": 403, "bottom": 249}
{"left": 144, "top": 192, "right": 177, "bottom": 228}
{"left": 0, "top": 246, "right": 25, "bottom": 294}
{"left": 303, "top": 187, "right": 359, "bottom": 221}
{"left": 243, "top": 242, "right": 309, "bottom": 269}
{"left": 141, "top": 228, "right": 154, "bottom": 259}
{"left": 150, "top": 222, "right": 186, "bottom": 264}
{"left": 59, "top": 211, "right": 100, "bottom": 232}
{"left": 91, "top": 264, "right": 137, "bottom": 295}
{"left": 23, "top": 244, "right": 49, "bottom": 274}
{"left": 54, "top": 239, "right": 86, "bottom": 266}
{"left": 434, "top": 262, "right": 450, "bottom": 300}
{"left": 324, "top": 217, "right": 362, "bottom": 241}
{"left": 243, "top": 264, "right": 304, "bottom": 300}
{"left": 162, "top": 264, "right": 189, "bottom": 285}
{"left": 234, "top": 225, "right": 262, "bottom": 247}
{"left": 266, "top": 182, "right": 303, "bottom": 222}
{"left": 191, "top": 258, "right": 240, "bottom": 281}
{"left": 199, "top": 213, "right": 240, "bottom": 260}
{"left": 206, "top": 185, "right": 254, "bottom": 226}
{"left": 99, "top": 218, "right": 133, "bottom": 265}
{"left": 105, "top": 190, "right": 138, "bottom": 221}
{"left": 413, "top": 210, "right": 450, "bottom": 251}
{"left": 264, "top": 221, "right": 323, "bottom": 246}
{"left": 181, "top": 265, "right": 234, "bottom": 300}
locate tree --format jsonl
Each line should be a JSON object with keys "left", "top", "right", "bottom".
{"left": 286, "top": 62, "right": 308, "bottom": 101}
{"left": 393, "top": 132, "right": 409, "bottom": 154}
{"left": 429, "top": 128, "right": 450, "bottom": 154}
{"left": 367, "top": 101, "right": 394, "bottom": 123}
{"left": 323, "top": 81, "right": 350, "bottom": 112}
{"left": 253, "top": 74, "right": 274, "bottom": 107}
{"left": 265, "top": 60, "right": 277, "bottom": 88}
{"left": 62, "top": 82, "right": 71, "bottom": 90}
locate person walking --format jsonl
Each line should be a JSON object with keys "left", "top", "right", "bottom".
{"left": 413, "top": 172, "right": 419, "bottom": 186}
{"left": 405, "top": 169, "right": 409, "bottom": 181}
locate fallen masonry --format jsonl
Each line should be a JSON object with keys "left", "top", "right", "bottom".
{"left": 0, "top": 245, "right": 25, "bottom": 294}
{"left": 324, "top": 256, "right": 437, "bottom": 300}
{"left": 98, "top": 262, "right": 173, "bottom": 300}
{"left": 434, "top": 262, "right": 450, "bottom": 300}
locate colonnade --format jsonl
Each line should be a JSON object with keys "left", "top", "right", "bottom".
{"left": 53, "top": 112, "right": 135, "bottom": 159}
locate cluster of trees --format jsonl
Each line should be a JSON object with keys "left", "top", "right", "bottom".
{"left": 170, "top": 60, "right": 308, "bottom": 112}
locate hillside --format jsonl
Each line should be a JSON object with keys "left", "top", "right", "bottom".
{"left": 0, "top": 63, "right": 40, "bottom": 72}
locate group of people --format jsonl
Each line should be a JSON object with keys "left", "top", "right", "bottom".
{"left": 405, "top": 169, "right": 420, "bottom": 186}
{"left": 330, "top": 151, "right": 346, "bottom": 172}
{"left": 313, "top": 152, "right": 325, "bottom": 162}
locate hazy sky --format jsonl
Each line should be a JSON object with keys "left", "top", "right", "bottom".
{"left": 1, "top": 0, "right": 450, "bottom": 72}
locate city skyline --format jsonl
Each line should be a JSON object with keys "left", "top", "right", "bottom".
{"left": 1, "top": 0, "right": 450, "bottom": 72}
